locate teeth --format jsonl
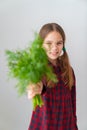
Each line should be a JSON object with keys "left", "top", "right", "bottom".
{"left": 49, "top": 52, "right": 58, "bottom": 55}
{"left": 52, "top": 52, "right": 58, "bottom": 54}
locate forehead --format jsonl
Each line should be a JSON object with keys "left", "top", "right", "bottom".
{"left": 44, "top": 31, "right": 63, "bottom": 42}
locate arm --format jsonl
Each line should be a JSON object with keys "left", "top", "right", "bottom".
{"left": 71, "top": 80, "right": 77, "bottom": 120}
{"left": 71, "top": 69, "right": 78, "bottom": 129}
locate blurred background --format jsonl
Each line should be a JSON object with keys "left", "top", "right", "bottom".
{"left": 0, "top": 0, "right": 87, "bottom": 130}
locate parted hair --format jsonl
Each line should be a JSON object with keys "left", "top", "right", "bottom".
{"left": 39, "top": 23, "right": 74, "bottom": 90}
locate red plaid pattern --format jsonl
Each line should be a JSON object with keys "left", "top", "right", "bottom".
{"left": 28, "top": 65, "right": 78, "bottom": 130}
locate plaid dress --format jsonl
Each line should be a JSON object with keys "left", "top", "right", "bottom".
{"left": 28, "top": 63, "right": 78, "bottom": 130}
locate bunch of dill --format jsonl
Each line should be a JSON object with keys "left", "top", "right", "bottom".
{"left": 5, "top": 34, "right": 57, "bottom": 110}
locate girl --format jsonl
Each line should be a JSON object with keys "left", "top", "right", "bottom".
{"left": 27, "top": 23, "right": 78, "bottom": 130}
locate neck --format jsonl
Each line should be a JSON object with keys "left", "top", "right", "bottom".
{"left": 48, "top": 58, "right": 58, "bottom": 66}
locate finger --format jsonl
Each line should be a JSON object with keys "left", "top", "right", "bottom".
{"left": 35, "top": 82, "right": 43, "bottom": 91}
{"left": 28, "top": 88, "right": 41, "bottom": 99}
{"left": 28, "top": 91, "right": 36, "bottom": 99}
{"left": 27, "top": 83, "right": 35, "bottom": 90}
{"left": 37, "top": 81, "right": 43, "bottom": 88}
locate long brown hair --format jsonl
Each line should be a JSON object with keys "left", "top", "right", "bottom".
{"left": 39, "top": 23, "right": 74, "bottom": 90}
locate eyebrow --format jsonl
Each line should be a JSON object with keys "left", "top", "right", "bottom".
{"left": 44, "top": 40, "right": 63, "bottom": 43}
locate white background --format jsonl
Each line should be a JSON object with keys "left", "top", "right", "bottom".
{"left": 0, "top": 0, "right": 87, "bottom": 130}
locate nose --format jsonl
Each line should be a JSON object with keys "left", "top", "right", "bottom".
{"left": 51, "top": 44, "right": 57, "bottom": 50}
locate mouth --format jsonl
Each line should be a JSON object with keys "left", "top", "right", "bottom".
{"left": 50, "top": 52, "right": 58, "bottom": 56}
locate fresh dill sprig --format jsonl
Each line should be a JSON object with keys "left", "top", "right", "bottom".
{"left": 5, "top": 34, "right": 58, "bottom": 110}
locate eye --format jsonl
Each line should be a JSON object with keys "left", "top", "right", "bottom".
{"left": 46, "top": 42, "right": 52, "bottom": 44}
{"left": 56, "top": 41, "right": 63, "bottom": 45}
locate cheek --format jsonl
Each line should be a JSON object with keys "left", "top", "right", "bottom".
{"left": 59, "top": 45, "right": 63, "bottom": 51}
{"left": 60, "top": 47, "right": 63, "bottom": 51}
{"left": 43, "top": 44, "right": 50, "bottom": 52}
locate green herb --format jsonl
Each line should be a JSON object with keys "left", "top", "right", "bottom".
{"left": 5, "top": 34, "right": 58, "bottom": 110}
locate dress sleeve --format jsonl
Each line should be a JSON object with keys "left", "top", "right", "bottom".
{"left": 41, "top": 85, "right": 47, "bottom": 95}
{"left": 41, "top": 76, "right": 47, "bottom": 95}
{"left": 71, "top": 69, "right": 78, "bottom": 129}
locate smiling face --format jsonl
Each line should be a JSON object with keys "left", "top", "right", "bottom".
{"left": 43, "top": 31, "right": 63, "bottom": 63}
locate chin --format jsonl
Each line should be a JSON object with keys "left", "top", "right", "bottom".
{"left": 49, "top": 56, "right": 58, "bottom": 60}
{"left": 47, "top": 54, "right": 59, "bottom": 60}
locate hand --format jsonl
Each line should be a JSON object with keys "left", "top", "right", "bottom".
{"left": 27, "top": 81, "right": 43, "bottom": 99}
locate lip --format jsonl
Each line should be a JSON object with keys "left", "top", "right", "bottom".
{"left": 50, "top": 52, "right": 58, "bottom": 55}
{"left": 50, "top": 51, "right": 58, "bottom": 54}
